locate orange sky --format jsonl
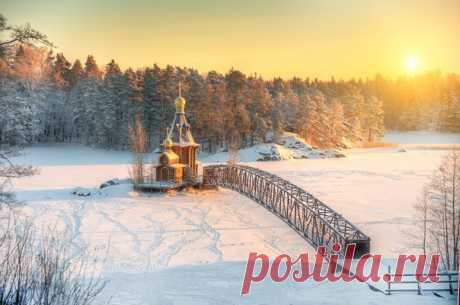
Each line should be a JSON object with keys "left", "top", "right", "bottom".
{"left": 3, "top": 0, "right": 460, "bottom": 79}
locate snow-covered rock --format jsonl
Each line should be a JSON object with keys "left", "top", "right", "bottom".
{"left": 202, "top": 132, "right": 346, "bottom": 163}
{"left": 279, "top": 132, "right": 313, "bottom": 150}
{"left": 71, "top": 187, "right": 93, "bottom": 197}
{"left": 255, "top": 144, "right": 295, "bottom": 161}
{"left": 100, "top": 178, "right": 132, "bottom": 189}
{"left": 100, "top": 179, "right": 119, "bottom": 189}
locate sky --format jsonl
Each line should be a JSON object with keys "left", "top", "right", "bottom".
{"left": 2, "top": 0, "right": 460, "bottom": 79}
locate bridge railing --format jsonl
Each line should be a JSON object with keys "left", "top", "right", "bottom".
{"left": 203, "top": 164, "right": 370, "bottom": 258}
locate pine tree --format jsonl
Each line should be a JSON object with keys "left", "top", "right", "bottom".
{"left": 328, "top": 99, "right": 345, "bottom": 147}
{"left": 439, "top": 91, "right": 460, "bottom": 132}
{"left": 201, "top": 71, "right": 226, "bottom": 152}
{"left": 185, "top": 69, "right": 207, "bottom": 139}
{"left": 84, "top": 55, "right": 102, "bottom": 80}
{"left": 142, "top": 65, "right": 162, "bottom": 148}
{"left": 13, "top": 44, "right": 47, "bottom": 89}
{"left": 100, "top": 59, "right": 123, "bottom": 147}
{"left": 115, "top": 68, "right": 144, "bottom": 149}
{"left": 224, "top": 69, "right": 250, "bottom": 147}
{"left": 0, "top": 78, "right": 30, "bottom": 145}
{"left": 246, "top": 76, "right": 273, "bottom": 145}
{"left": 363, "top": 96, "right": 385, "bottom": 142}
{"left": 303, "top": 94, "right": 320, "bottom": 146}
{"left": 312, "top": 91, "right": 330, "bottom": 147}
{"left": 69, "top": 60, "right": 84, "bottom": 88}
{"left": 156, "top": 65, "right": 178, "bottom": 138}
{"left": 398, "top": 100, "right": 421, "bottom": 131}
{"left": 70, "top": 56, "right": 104, "bottom": 145}
{"left": 51, "top": 53, "right": 71, "bottom": 89}
{"left": 342, "top": 87, "right": 365, "bottom": 143}
{"left": 80, "top": 78, "right": 102, "bottom": 145}
{"left": 270, "top": 78, "right": 300, "bottom": 133}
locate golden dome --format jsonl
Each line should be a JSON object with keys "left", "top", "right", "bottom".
{"left": 175, "top": 96, "right": 186, "bottom": 113}
{"left": 164, "top": 137, "right": 173, "bottom": 149}
{"left": 159, "top": 151, "right": 178, "bottom": 165}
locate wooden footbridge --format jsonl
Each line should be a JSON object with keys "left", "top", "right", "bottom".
{"left": 203, "top": 164, "right": 370, "bottom": 258}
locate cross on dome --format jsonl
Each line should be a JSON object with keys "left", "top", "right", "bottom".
{"left": 175, "top": 81, "right": 186, "bottom": 113}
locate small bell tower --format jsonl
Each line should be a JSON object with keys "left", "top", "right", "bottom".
{"left": 156, "top": 82, "right": 200, "bottom": 184}
{"left": 167, "top": 82, "right": 200, "bottom": 178}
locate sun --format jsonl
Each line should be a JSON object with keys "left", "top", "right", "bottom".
{"left": 404, "top": 55, "right": 420, "bottom": 74}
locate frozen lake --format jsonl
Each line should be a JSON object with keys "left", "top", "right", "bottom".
{"left": 6, "top": 132, "right": 458, "bottom": 305}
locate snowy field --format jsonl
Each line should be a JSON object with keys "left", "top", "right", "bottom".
{"left": 6, "top": 131, "right": 459, "bottom": 305}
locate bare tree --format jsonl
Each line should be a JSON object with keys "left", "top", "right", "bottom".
{"left": 412, "top": 149, "right": 460, "bottom": 271}
{"left": 413, "top": 186, "right": 430, "bottom": 256}
{"left": 128, "top": 114, "right": 146, "bottom": 186}
{"left": 0, "top": 148, "right": 107, "bottom": 305}
{"left": 0, "top": 148, "right": 37, "bottom": 206}
{"left": 0, "top": 14, "right": 53, "bottom": 49}
{"left": 227, "top": 135, "right": 240, "bottom": 166}
{"left": 0, "top": 213, "right": 107, "bottom": 305}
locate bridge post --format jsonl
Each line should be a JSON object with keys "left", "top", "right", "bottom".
{"left": 346, "top": 238, "right": 371, "bottom": 258}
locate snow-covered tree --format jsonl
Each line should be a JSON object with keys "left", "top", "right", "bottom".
{"left": 439, "top": 91, "right": 460, "bottom": 132}
{"left": 363, "top": 96, "right": 385, "bottom": 143}
{"left": 328, "top": 99, "right": 346, "bottom": 147}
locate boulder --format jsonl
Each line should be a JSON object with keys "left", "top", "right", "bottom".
{"left": 71, "top": 187, "right": 92, "bottom": 197}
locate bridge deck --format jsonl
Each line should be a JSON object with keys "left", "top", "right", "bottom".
{"left": 203, "top": 164, "right": 370, "bottom": 258}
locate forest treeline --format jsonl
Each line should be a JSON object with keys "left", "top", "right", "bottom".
{"left": 1, "top": 44, "right": 459, "bottom": 151}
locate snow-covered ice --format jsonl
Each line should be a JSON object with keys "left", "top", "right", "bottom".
{"left": 385, "top": 131, "right": 460, "bottom": 145}
{"left": 6, "top": 132, "right": 459, "bottom": 305}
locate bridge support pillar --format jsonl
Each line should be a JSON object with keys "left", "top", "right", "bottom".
{"left": 346, "top": 239, "right": 371, "bottom": 258}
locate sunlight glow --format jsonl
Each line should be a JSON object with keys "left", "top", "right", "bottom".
{"left": 404, "top": 56, "right": 420, "bottom": 74}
